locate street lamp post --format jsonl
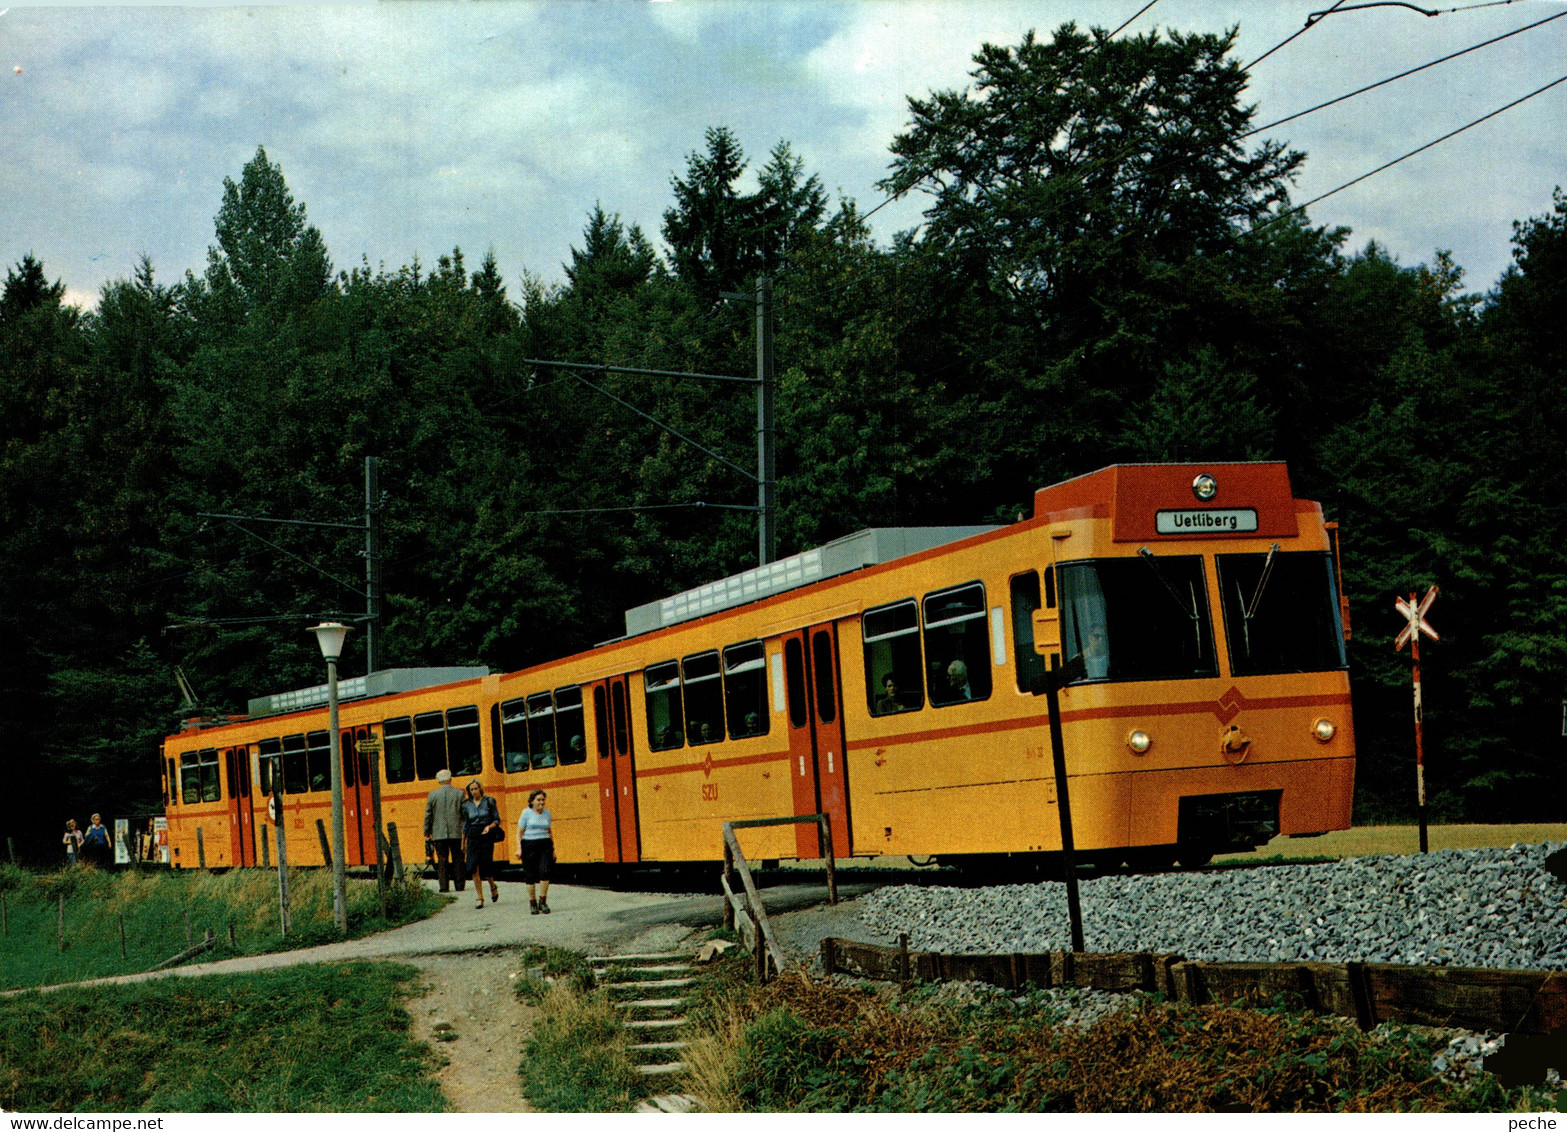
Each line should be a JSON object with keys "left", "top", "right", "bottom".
{"left": 308, "top": 621, "right": 352, "bottom": 933}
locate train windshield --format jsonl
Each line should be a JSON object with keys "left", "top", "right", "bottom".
{"left": 1217, "top": 551, "right": 1347, "bottom": 675}
{"left": 1058, "top": 555, "right": 1217, "bottom": 683}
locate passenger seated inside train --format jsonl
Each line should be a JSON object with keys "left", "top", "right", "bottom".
{"left": 534, "top": 739, "right": 557, "bottom": 768}
{"left": 874, "top": 673, "right": 915, "bottom": 715}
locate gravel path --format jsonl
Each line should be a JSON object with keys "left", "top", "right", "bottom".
{"left": 859, "top": 843, "right": 1567, "bottom": 969}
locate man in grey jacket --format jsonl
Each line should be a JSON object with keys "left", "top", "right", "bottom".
{"left": 424, "top": 768, "right": 466, "bottom": 892}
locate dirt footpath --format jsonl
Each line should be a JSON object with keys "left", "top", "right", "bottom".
{"left": 406, "top": 952, "right": 537, "bottom": 1113}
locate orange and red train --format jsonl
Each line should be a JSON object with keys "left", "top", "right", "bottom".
{"left": 159, "top": 462, "right": 1356, "bottom": 873}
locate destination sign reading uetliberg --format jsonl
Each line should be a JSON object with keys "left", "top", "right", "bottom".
{"left": 1156, "top": 508, "right": 1259, "bottom": 534}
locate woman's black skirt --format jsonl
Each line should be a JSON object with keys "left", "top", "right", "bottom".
{"left": 465, "top": 837, "right": 497, "bottom": 880}
{"left": 521, "top": 837, "right": 554, "bottom": 884}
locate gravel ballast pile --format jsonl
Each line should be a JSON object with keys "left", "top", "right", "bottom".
{"left": 859, "top": 843, "right": 1567, "bottom": 969}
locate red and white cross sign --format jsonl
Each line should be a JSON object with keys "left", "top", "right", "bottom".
{"left": 1394, "top": 585, "right": 1439, "bottom": 651}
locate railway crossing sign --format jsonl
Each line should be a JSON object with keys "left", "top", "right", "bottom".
{"left": 1394, "top": 585, "right": 1438, "bottom": 854}
{"left": 1394, "top": 586, "right": 1439, "bottom": 651}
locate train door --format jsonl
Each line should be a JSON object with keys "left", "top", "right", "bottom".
{"left": 225, "top": 745, "right": 256, "bottom": 866}
{"left": 590, "top": 675, "right": 641, "bottom": 863}
{"left": 779, "top": 624, "right": 851, "bottom": 859}
{"left": 341, "top": 728, "right": 370, "bottom": 865}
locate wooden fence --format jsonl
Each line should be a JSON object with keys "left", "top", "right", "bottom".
{"left": 821, "top": 938, "right": 1567, "bottom": 1036}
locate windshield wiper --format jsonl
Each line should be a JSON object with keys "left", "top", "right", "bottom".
{"left": 1244, "top": 543, "right": 1282, "bottom": 622}
{"left": 1137, "top": 547, "right": 1203, "bottom": 657}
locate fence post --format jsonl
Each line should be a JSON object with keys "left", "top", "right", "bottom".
{"left": 819, "top": 815, "right": 838, "bottom": 906}
{"left": 196, "top": 826, "right": 206, "bottom": 870}
{"left": 227, "top": 922, "right": 236, "bottom": 948}
{"left": 387, "top": 823, "right": 405, "bottom": 882}
{"left": 1, "top": 893, "right": 7, "bottom": 937}
{"left": 184, "top": 909, "right": 192, "bottom": 947}
{"left": 58, "top": 893, "right": 65, "bottom": 952}
{"left": 261, "top": 826, "right": 270, "bottom": 869}
{"left": 118, "top": 913, "right": 127, "bottom": 958}
{"left": 315, "top": 819, "right": 333, "bottom": 868}
{"left": 377, "top": 828, "right": 393, "bottom": 885}
{"left": 275, "top": 821, "right": 291, "bottom": 937}
{"left": 722, "top": 839, "right": 735, "bottom": 930}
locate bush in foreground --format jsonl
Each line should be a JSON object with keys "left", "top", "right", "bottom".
{"left": 692, "top": 968, "right": 1561, "bottom": 1113}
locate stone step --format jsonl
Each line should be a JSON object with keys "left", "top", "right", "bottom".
{"left": 605, "top": 977, "right": 695, "bottom": 994}
{"left": 625, "top": 1017, "right": 687, "bottom": 1031}
{"left": 635, "top": 1062, "right": 688, "bottom": 1077}
{"left": 634, "top": 1093, "right": 703, "bottom": 1114}
{"left": 629, "top": 1040, "right": 689, "bottom": 1052}
{"left": 587, "top": 952, "right": 687, "bottom": 965}
{"left": 619, "top": 998, "right": 687, "bottom": 1017}
{"left": 594, "top": 964, "right": 694, "bottom": 978}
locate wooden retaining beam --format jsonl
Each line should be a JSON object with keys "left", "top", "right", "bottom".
{"left": 820, "top": 938, "right": 1567, "bottom": 1036}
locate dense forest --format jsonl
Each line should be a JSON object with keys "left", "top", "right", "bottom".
{"left": 2, "top": 25, "right": 1563, "bottom": 859}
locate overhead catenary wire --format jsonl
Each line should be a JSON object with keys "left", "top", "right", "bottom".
{"left": 1257, "top": 70, "right": 1567, "bottom": 231}
{"left": 1244, "top": 6, "right": 1567, "bottom": 137}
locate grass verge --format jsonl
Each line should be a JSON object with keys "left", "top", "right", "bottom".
{"left": 512, "top": 945, "right": 650, "bottom": 1111}
{"left": 0, "top": 863, "right": 445, "bottom": 991}
{"left": 682, "top": 966, "right": 1564, "bottom": 1113}
{"left": 0, "top": 961, "right": 444, "bottom": 1112}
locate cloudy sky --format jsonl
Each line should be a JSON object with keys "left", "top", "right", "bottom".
{"left": 4, "top": 0, "right": 1565, "bottom": 311}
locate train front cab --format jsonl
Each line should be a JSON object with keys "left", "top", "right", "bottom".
{"left": 1041, "top": 463, "right": 1355, "bottom": 863}
{"left": 839, "top": 462, "right": 1355, "bottom": 869}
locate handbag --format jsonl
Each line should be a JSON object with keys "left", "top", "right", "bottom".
{"left": 486, "top": 825, "right": 505, "bottom": 844}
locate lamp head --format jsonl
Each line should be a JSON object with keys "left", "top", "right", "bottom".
{"left": 308, "top": 621, "right": 352, "bottom": 663}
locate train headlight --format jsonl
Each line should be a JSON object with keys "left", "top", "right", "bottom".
{"left": 1312, "top": 718, "right": 1336, "bottom": 743}
{"left": 1126, "top": 729, "right": 1152, "bottom": 755}
{"left": 1192, "top": 473, "right": 1218, "bottom": 501}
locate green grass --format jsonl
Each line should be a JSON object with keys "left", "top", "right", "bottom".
{"left": 0, "top": 864, "right": 445, "bottom": 991}
{"left": 513, "top": 947, "right": 650, "bottom": 1111}
{"left": 0, "top": 961, "right": 445, "bottom": 1112}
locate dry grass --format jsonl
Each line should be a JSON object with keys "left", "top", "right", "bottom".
{"left": 682, "top": 967, "right": 1552, "bottom": 1113}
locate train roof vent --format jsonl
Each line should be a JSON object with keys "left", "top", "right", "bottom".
{"left": 246, "top": 666, "right": 490, "bottom": 719}
{"left": 623, "top": 525, "right": 999, "bottom": 637}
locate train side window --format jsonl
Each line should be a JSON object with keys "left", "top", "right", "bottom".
{"left": 414, "top": 711, "right": 448, "bottom": 780}
{"left": 282, "top": 734, "right": 309, "bottom": 794}
{"left": 180, "top": 750, "right": 200, "bottom": 804}
{"left": 167, "top": 756, "right": 178, "bottom": 806}
{"left": 645, "top": 661, "right": 684, "bottom": 750}
{"left": 306, "top": 731, "right": 331, "bottom": 792}
{"left": 863, "top": 600, "right": 924, "bottom": 716}
{"left": 357, "top": 729, "right": 371, "bottom": 784}
{"left": 783, "top": 638, "right": 809, "bottom": 728}
{"left": 811, "top": 631, "right": 837, "bottom": 724}
{"left": 198, "top": 748, "right": 221, "bottom": 802}
{"left": 682, "top": 651, "right": 724, "bottom": 745}
{"left": 258, "top": 738, "right": 282, "bottom": 796}
{"left": 723, "top": 641, "right": 770, "bottom": 739}
{"left": 923, "top": 582, "right": 993, "bottom": 706}
{"left": 447, "top": 705, "right": 482, "bottom": 777}
{"left": 555, "top": 686, "right": 587, "bottom": 765}
{"left": 236, "top": 746, "right": 252, "bottom": 797}
{"left": 500, "top": 698, "right": 530, "bottom": 772}
{"left": 490, "top": 704, "right": 503, "bottom": 772}
{"left": 593, "top": 687, "right": 610, "bottom": 758}
{"left": 383, "top": 718, "right": 414, "bottom": 783}
{"left": 1010, "top": 571, "right": 1047, "bottom": 693}
{"left": 527, "top": 692, "right": 558, "bottom": 769}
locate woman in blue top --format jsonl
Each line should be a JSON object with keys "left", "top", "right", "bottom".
{"left": 461, "top": 779, "right": 502, "bottom": 908}
{"left": 517, "top": 789, "right": 554, "bottom": 915}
